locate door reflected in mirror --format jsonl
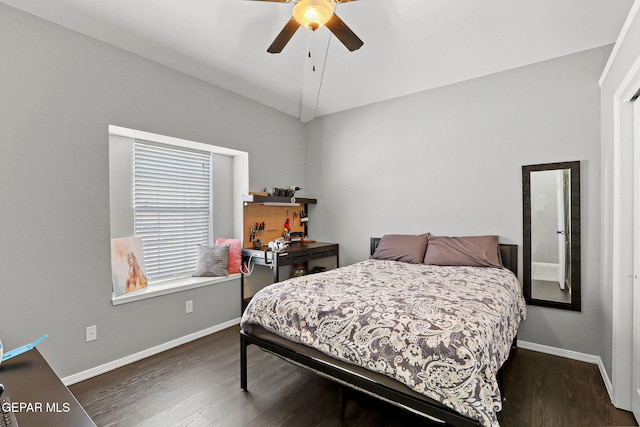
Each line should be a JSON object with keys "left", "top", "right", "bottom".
{"left": 523, "top": 161, "right": 580, "bottom": 311}
{"left": 530, "top": 169, "right": 571, "bottom": 303}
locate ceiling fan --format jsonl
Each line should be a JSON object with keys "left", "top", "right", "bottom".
{"left": 250, "top": 0, "right": 364, "bottom": 54}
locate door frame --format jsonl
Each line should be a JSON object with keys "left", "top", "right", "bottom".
{"left": 611, "top": 51, "right": 640, "bottom": 412}
{"left": 633, "top": 99, "right": 640, "bottom": 421}
{"left": 556, "top": 170, "right": 567, "bottom": 289}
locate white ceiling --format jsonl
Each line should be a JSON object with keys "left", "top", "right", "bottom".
{"left": 2, "top": 0, "right": 634, "bottom": 122}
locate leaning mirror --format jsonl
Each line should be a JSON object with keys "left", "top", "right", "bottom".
{"left": 522, "top": 161, "right": 581, "bottom": 311}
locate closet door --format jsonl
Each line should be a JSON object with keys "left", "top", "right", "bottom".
{"left": 632, "top": 98, "right": 640, "bottom": 423}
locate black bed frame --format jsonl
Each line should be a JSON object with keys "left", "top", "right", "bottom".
{"left": 240, "top": 238, "right": 519, "bottom": 427}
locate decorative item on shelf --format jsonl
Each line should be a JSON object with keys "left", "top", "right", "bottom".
{"left": 264, "top": 186, "right": 302, "bottom": 198}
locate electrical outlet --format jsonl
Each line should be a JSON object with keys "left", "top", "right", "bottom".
{"left": 86, "top": 325, "right": 97, "bottom": 342}
{"left": 185, "top": 300, "right": 193, "bottom": 314}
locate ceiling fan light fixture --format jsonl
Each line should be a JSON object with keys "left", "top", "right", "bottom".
{"left": 293, "top": 0, "right": 335, "bottom": 30}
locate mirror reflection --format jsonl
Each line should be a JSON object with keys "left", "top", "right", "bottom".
{"left": 530, "top": 169, "right": 571, "bottom": 303}
{"left": 523, "top": 161, "right": 581, "bottom": 311}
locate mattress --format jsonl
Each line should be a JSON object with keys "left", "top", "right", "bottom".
{"left": 241, "top": 259, "right": 527, "bottom": 427}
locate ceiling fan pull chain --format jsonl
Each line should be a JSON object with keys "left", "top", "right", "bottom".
{"left": 311, "top": 30, "right": 316, "bottom": 72}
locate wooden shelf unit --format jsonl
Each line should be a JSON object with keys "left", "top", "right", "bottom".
{"left": 242, "top": 194, "right": 317, "bottom": 249}
{"left": 242, "top": 194, "right": 317, "bottom": 205}
{"left": 241, "top": 194, "right": 339, "bottom": 312}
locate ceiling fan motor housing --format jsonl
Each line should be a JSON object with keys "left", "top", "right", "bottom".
{"left": 293, "top": 0, "right": 335, "bottom": 30}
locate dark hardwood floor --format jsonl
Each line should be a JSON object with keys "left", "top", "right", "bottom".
{"left": 70, "top": 326, "right": 637, "bottom": 427}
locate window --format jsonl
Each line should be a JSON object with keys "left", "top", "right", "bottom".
{"left": 133, "top": 142, "right": 212, "bottom": 281}
{"left": 109, "top": 126, "right": 248, "bottom": 305}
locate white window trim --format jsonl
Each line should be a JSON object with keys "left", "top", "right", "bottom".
{"left": 111, "top": 274, "right": 241, "bottom": 305}
{"left": 109, "top": 125, "right": 249, "bottom": 305}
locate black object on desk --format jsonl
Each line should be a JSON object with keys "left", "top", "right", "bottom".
{"left": 0, "top": 348, "right": 95, "bottom": 427}
{"left": 2, "top": 396, "right": 20, "bottom": 426}
{"left": 241, "top": 241, "right": 339, "bottom": 311}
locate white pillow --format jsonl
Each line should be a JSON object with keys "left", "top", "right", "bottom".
{"left": 193, "top": 244, "right": 229, "bottom": 277}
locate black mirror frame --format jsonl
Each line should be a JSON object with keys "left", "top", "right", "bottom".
{"left": 522, "top": 161, "right": 581, "bottom": 311}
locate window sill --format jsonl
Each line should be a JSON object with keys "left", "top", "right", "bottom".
{"left": 111, "top": 273, "right": 241, "bottom": 305}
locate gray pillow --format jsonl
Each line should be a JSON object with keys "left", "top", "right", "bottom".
{"left": 424, "top": 235, "right": 503, "bottom": 268}
{"left": 193, "top": 244, "right": 229, "bottom": 277}
{"left": 371, "top": 233, "right": 430, "bottom": 264}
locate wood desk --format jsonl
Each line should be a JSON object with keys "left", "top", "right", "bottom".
{"left": 241, "top": 241, "right": 339, "bottom": 311}
{"left": 0, "top": 348, "right": 95, "bottom": 426}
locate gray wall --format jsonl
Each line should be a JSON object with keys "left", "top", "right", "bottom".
{"left": 0, "top": 4, "right": 305, "bottom": 377}
{"left": 305, "top": 45, "right": 610, "bottom": 356}
{"left": 600, "top": 6, "right": 640, "bottom": 406}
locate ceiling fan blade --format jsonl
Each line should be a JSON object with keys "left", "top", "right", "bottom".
{"left": 267, "top": 18, "right": 301, "bottom": 53}
{"left": 324, "top": 13, "right": 363, "bottom": 52}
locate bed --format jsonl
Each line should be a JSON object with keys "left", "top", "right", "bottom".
{"left": 240, "top": 235, "right": 526, "bottom": 427}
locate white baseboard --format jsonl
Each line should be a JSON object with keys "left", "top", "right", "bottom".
{"left": 518, "top": 340, "right": 613, "bottom": 402}
{"left": 531, "top": 262, "right": 560, "bottom": 283}
{"left": 597, "top": 357, "right": 615, "bottom": 404}
{"left": 62, "top": 317, "right": 241, "bottom": 386}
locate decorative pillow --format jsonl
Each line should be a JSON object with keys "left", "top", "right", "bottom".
{"left": 215, "top": 238, "right": 241, "bottom": 274}
{"left": 423, "top": 235, "right": 503, "bottom": 268}
{"left": 371, "top": 233, "right": 430, "bottom": 264}
{"left": 193, "top": 244, "right": 229, "bottom": 277}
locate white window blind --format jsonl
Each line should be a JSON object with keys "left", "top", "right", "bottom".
{"left": 133, "top": 142, "right": 212, "bottom": 280}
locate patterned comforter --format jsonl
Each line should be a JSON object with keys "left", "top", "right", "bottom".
{"left": 241, "top": 259, "right": 527, "bottom": 427}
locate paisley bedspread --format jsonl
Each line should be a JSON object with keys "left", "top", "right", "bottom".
{"left": 240, "top": 259, "right": 527, "bottom": 427}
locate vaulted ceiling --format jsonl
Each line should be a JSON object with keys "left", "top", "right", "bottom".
{"left": 2, "top": 0, "right": 634, "bottom": 122}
